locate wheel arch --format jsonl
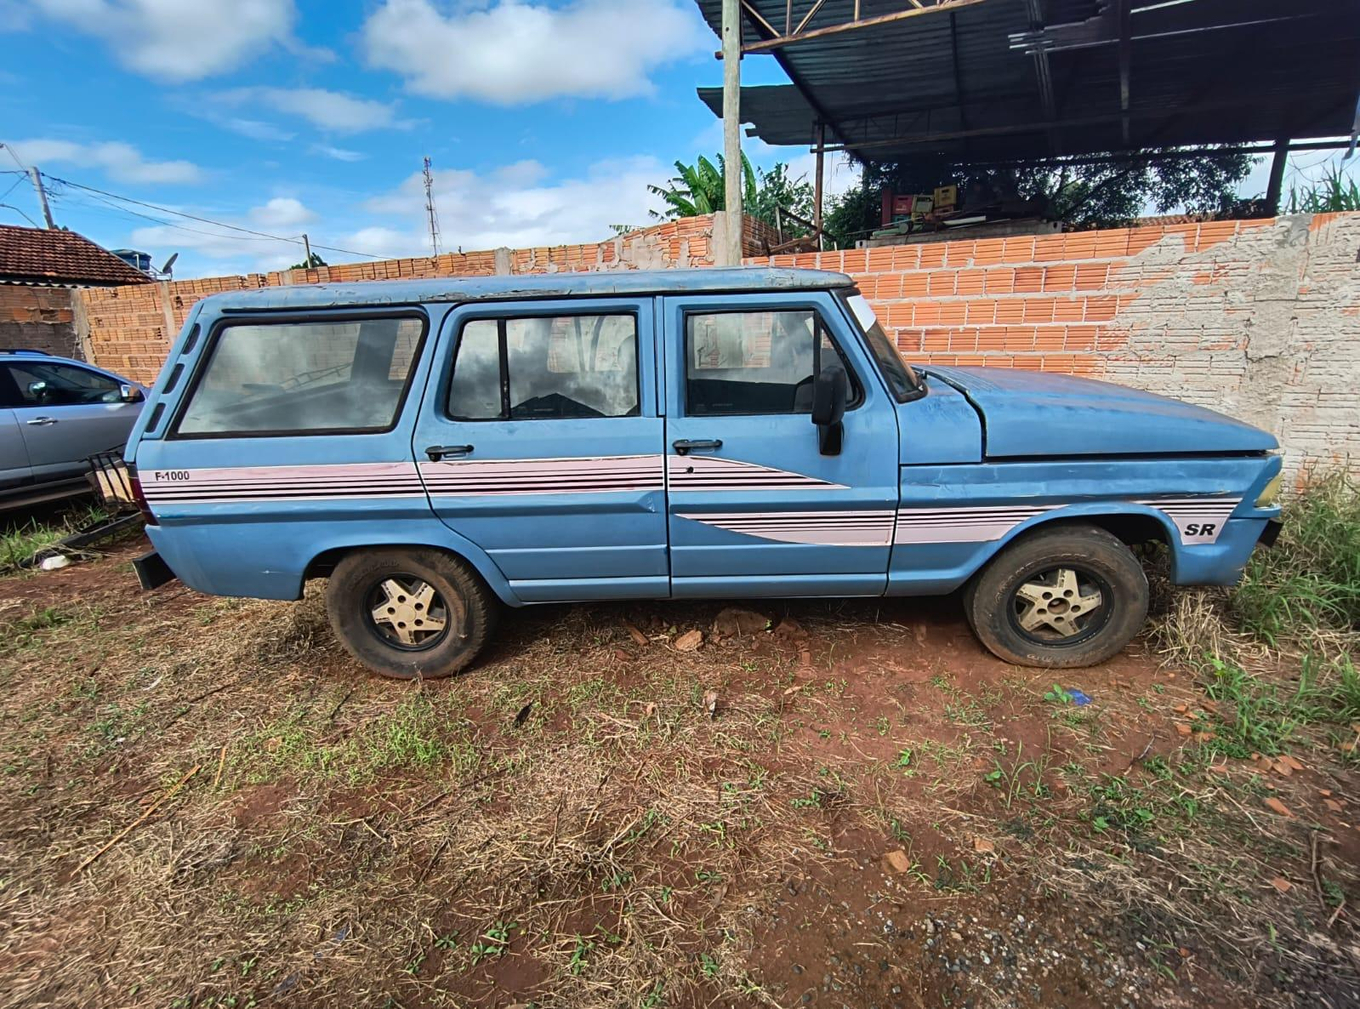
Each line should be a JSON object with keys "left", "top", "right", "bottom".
{"left": 301, "top": 534, "right": 521, "bottom": 606}
{"left": 986, "top": 503, "right": 1179, "bottom": 567}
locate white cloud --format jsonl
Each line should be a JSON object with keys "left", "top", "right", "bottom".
{"left": 249, "top": 196, "right": 314, "bottom": 229}
{"left": 344, "top": 156, "right": 667, "bottom": 256}
{"left": 127, "top": 196, "right": 321, "bottom": 274}
{"left": 360, "top": 0, "right": 708, "bottom": 104}
{"left": 215, "top": 87, "right": 411, "bottom": 133}
{"left": 311, "top": 144, "right": 367, "bottom": 162}
{"left": 4, "top": 138, "right": 202, "bottom": 185}
{"left": 18, "top": 0, "right": 313, "bottom": 82}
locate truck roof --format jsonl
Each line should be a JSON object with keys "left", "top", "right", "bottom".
{"left": 203, "top": 267, "right": 855, "bottom": 313}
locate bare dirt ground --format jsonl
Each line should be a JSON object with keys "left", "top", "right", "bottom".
{"left": 0, "top": 538, "right": 1356, "bottom": 1009}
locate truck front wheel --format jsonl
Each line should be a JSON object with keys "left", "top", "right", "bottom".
{"left": 967, "top": 525, "right": 1148, "bottom": 668}
{"left": 325, "top": 547, "right": 497, "bottom": 679}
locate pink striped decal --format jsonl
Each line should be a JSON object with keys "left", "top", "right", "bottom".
{"left": 667, "top": 455, "right": 845, "bottom": 491}
{"left": 421, "top": 454, "right": 665, "bottom": 495}
{"left": 678, "top": 510, "right": 895, "bottom": 546}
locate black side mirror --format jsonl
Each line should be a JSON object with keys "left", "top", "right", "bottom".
{"left": 811, "top": 368, "right": 848, "bottom": 456}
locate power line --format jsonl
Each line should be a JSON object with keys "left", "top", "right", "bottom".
{"left": 0, "top": 203, "right": 39, "bottom": 227}
{"left": 39, "top": 171, "right": 387, "bottom": 261}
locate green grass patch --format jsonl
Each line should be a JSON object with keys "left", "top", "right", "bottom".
{"left": 1233, "top": 471, "right": 1360, "bottom": 646}
{"left": 233, "top": 692, "right": 476, "bottom": 786}
{"left": 0, "top": 502, "right": 108, "bottom": 571}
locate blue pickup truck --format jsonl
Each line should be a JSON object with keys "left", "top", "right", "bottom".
{"left": 123, "top": 268, "right": 1282, "bottom": 678}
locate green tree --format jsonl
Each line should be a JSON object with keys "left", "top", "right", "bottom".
{"left": 649, "top": 154, "right": 813, "bottom": 229}
{"left": 290, "top": 251, "right": 328, "bottom": 269}
{"left": 824, "top": 149, "right": 1256, "bottom": 248}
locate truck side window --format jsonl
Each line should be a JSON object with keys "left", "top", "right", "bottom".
{"left": 174, "top": 315, "right": 426, "bottom": 436}
{"left": 684, "top": 309, "right": 859, "bottom": 416}
{"left": 447, "top": 314, "right": 639, "bottom": 421}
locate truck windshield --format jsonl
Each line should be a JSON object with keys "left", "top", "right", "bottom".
{"left": 842, "top": 293, "right": 925, "bottom": 403}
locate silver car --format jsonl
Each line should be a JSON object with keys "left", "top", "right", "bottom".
{"left": 0, "top": 349, "right": 146, "bottom": 510}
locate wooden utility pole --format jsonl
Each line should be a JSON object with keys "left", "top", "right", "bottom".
{"left": 721, "top": 0, "right": 743, "bottom": 266}
{"left": 28, "top": 167, "right": 55, "bottom": 229}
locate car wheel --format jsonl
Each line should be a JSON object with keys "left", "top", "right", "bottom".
{"left": 967, "top": 525, "right": 1148, "bottom": 668}
{"left": 325, "top": 547, "right": 497, "bottom": 679}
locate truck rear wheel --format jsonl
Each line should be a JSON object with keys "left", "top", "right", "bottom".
{"left": 967, "top": 525, "right": 1148, "bottom": 668}
{"left": 325, "top": 548, "right": 497, "bottom": 679}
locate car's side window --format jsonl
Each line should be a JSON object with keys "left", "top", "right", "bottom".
{"left": 446, "top": 313, "right": 639, "bottom": 421}
{"left": 4, "top": 362, "right": 122, "bottom": 407}
{"left": 174, "top": 315, "right": 427, "bottom": 436}
{"left": 684, "top": 309, "right": 859, "bottom": 417}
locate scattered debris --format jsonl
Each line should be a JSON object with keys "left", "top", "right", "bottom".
{"left": 513, "top": 703, "right": 532, "bottom": 728}
{"left": 1269, "top": 876, "right": 1293, "bottom": 893}
{"left": 674, "top": 629, "right": 704, "bottom": 652}
{"left": 623, "top": 622, "right": 649, "bottom": 647}
{"left": 1264, "top": 797, "right": 1295, "bottom": 819}
{"left": 702, "top": 689, "right": 719, "bottom": 719}
{"left": 712, "top": 607, "right": 769, "bottom": 638}
{"left": 972, "top": 836, "right": 996, "bottom": 855}
{"left": 1174, "top": 722, "right": 1193, "bottom": 737}
{"left": 39, "top": 555, "right": 71, "bottom": 571}
{"left": 881, "top": 849, "right": 912, "bottom": 873}
{"left": 73, "top": 764, "right": 201, "bottom": 875}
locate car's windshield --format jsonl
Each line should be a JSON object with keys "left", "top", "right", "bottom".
{"left": 842, "top": 293, "right": 924, "bottom": 402}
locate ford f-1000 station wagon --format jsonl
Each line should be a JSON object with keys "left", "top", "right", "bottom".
{"left": 123, "top": 268, "right": 1283, "bottom": 678}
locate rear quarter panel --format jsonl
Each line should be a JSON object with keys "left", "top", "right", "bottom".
{"left": 129, "top": 301, "right": 519, "bottom": 603}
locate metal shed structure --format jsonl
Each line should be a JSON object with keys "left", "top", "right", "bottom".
{"left": 694, "top": 0, "right": 1360, "bottom": 245}
{"left": 697, "top": 0, "right": 1360, "bottom": 160}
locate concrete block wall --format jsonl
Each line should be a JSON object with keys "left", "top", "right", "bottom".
{"left": 749, "top": 214, "right": 1360, "bottom": 474}
{"left": 0, "top": 285, "right": 80, "bottom": 359}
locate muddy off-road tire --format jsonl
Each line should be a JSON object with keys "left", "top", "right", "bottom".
{"left": 967, "top": 525, "right": 1148, "bottom": 668}
{"left": 325, "top": 548, "right": 497, "bottom": 679}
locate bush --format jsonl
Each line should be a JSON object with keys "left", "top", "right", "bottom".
{"left": 1231, "top": 470, "right": 1360, "bottom": 646}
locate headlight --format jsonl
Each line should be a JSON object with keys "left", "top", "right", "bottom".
{"left": 1255, "top": 473, "right": 1283, "bottom": 508}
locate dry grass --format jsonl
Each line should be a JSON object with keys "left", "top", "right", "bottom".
{"left": 1, "top": 532, "right": 1357, "bottom": 1009}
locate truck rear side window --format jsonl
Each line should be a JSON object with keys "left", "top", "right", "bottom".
{"left": 175, "top": 315, "right": 426, "bottom": 436}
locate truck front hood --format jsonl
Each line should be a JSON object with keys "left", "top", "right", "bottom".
{"left": 922, "top": 366, "right": 1278, "bottom": 458}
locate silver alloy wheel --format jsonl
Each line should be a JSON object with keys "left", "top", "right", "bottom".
{"left": 1013, "top": 567, "right": 1104, "bottom": 639}
{"left": 367, "top": 576, "right": 449, "bottom": 649}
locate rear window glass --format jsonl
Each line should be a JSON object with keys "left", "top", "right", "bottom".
{"left": 175, "top": 316, "right": 425, "bottom": 436}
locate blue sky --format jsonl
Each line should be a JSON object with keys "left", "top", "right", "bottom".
{"left": 0, "top": 0, "right": 837, "bottom": 278}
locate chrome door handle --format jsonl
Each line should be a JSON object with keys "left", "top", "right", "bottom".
{"left": 672, "top": 438, "right": 722, "bottom": 456}
{"left": 26, "top": 416, "right": 57, "bottom": 427}
{"left": 425, "top": 444, "right": 474, "bottom": 461}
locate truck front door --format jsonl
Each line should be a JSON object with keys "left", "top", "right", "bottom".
{"left": 414, "top": 298, "right": 668, "bottom": 602}
{"left": 660, "top": 291, "right": 900, "bottom": 598}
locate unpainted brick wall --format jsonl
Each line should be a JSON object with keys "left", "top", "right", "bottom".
{"left": 0, "top": 285, "right": 80, "bottom": 358}
{"left": 78, "top": 212, "right": 1359, "bottom": 473}
{"left": 79, "top": 215, "right": 775, "bottom": 385}
{"left": 749, "top": 214, "right": 1360, "bottom": 475}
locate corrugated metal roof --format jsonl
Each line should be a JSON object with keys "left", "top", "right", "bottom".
{"left": 695, "top": 0, "right": 1360, "bottom": 163}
